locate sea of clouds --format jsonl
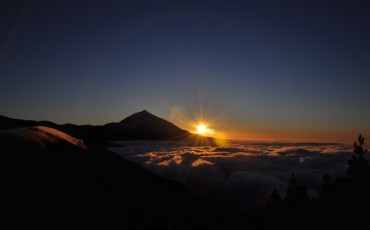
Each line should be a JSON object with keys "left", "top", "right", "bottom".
{"left": 109, "top": 140, "right": 356, "bottom": 209}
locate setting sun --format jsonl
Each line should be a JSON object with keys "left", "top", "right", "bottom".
{"left": 196, "top": 124, "right": 207, "bottom": 135}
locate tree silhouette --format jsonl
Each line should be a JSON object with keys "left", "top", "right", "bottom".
{"left": 284, "top": 172, "right": 311, "bottom": 209}
{"left": 347, "top": 134, "right": 369, "bottom": 179}
{"left": 267, "top": 188, "right": 282, "bottom": 210}
{"left": 319, "top": 174, "right": 332, "bottom": 202}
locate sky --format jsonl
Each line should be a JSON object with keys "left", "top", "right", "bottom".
{"left": 1, "top": 0, "right": 369, "bottom": 143}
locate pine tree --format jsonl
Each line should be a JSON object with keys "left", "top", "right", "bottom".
{"left": 267, "top": 188, "right": 282, "bottom": 209}
{"left": 347, "top": 135, "right": 369, "bottom": 179}
{"left": 284, "top": 172, "right": 310, "bottom": 209}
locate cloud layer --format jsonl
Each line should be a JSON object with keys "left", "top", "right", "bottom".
{"left": 109, "top": 140, "right": 355, "bottom": 209}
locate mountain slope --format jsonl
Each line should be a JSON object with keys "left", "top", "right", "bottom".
{"left": 2, "top": 124, "right": 204, "bottom": 228}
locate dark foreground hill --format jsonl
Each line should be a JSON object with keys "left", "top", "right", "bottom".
{"left": 1, "top": 126, "right": 206, "bottom": 228}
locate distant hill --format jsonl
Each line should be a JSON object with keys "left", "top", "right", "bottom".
{"left": 0, "top": 125, "right": 87, "bottom": 149}
{"left": 0, "top": 114, "right": 56, "bottom": 128}
{"left": 0, "top": 115, "right": 103, "bottom": 147}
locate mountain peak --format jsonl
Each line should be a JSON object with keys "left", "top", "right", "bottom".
{"left": 139, "top": 110, "right": 149, "bottom": 114}
{"left": 119, "top": 110, "right": 159, "bottom": 123}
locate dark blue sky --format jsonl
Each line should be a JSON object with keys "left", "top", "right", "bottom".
{"left": 1, "top": 0, "right": 369, "bottom": 142}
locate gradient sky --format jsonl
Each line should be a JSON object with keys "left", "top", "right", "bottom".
{"left": 1, "top": 0, "right": 369, "bottom": 143}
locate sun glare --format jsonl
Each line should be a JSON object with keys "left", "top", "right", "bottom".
{"left": 196, "top": 124, "right": 207, "bottom": 135}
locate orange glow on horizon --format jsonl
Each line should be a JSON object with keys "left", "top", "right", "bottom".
{"left": 225, "top": 131, "right": 357, "bottom": 144}
{"left": 168, "top": 105, "right": 367, "bottom": 145}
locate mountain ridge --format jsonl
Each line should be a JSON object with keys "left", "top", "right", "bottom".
{"left": 0, "top": 110, "right": 214, "bottom": 144}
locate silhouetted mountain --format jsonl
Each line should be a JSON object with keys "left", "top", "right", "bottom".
{"left": 104, "top": 110, "right": 190, "bottom": 140}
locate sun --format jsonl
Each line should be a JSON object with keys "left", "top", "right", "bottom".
{"left": 196, "top": 124, "right": 207, "bottom": 135}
